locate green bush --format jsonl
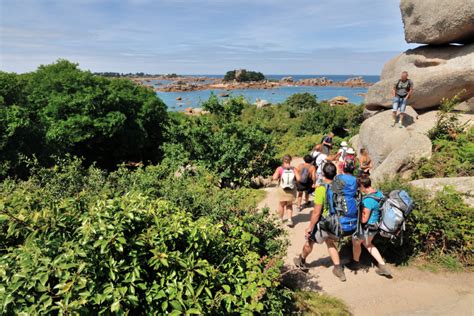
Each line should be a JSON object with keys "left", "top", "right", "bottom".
{"left": 164, "top": 108, "right": 277, "bottom": 187}
{"left": 377, "top": 178, "right": 473, "bottom": 267}
{"left": 0, "top": 159, "right": 290, "bottom": 314}
{"left": 223, "top": 70, "right": 265, "bottom": 82}
{"left": 0, "top": 60, "right": 168, "bottom": 176}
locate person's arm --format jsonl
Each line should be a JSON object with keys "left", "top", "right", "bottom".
{"left": 272, "top": 167, "right": 281, "bottom": 181}
{"left": 392, "top": 81, "right": 397, "bottom": 97}
{"left": 306, "top": 203, "right": 322, "bottom": 237}
{"left": 294, "top": 167, "right": 301, "bottom": 182}
{"left": 310, "top": 166, "right": 317, "bottom": 182}
{"left": 406, "top": 81, "right": 414, "bottom": 99}
{"left": 361, "top": 207, "right": 371, "bottom": 224}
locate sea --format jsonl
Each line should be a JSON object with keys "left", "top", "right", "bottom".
{"left": 154, "top": 75, "right": 380, "bottom": 110}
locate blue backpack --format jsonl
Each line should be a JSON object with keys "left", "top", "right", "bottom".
{"left": 378, "top": 190, "right": 414, "bottom": 244}
{"left": 324, "top": 174, "right": 360, "bottom": 237}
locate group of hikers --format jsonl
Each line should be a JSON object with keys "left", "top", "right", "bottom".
{"left": 271, "top": 71, "right": 415, "bottom": 281}
{"left": 272, "top": 130, "right": 414, "bottom": 282}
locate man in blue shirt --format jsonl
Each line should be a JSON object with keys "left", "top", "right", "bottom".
{"left": 347, "top": 176, "right": 392, "bottom": 277}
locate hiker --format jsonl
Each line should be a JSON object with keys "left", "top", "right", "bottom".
{"left": 296, "top": 155, "right": 316, "bottom": 212}
{"left": 336, "top": 141, "right": 348, "bottom": 172}
{"left": 338, "top": 146, "right": 356, "bottom": 174}
{"left": 392, "top": 71, "right": 414, "bottom": 128}
{"left": 293, "top": 162, "right": 349, "bottom": 282}
{"left": 272, "top": 155, "right": 301, "bottom": 227}
{"left": 311, "top": 144, "right": 329, "bottom": 186}
{"left": 321, "top": 132, "right": 334, "bottom": 155}
{"left": 347, "top": 176, "right": 392, "bottom": 277}
{"left": 358, "top": 148, "right": 373, "bottom": 176}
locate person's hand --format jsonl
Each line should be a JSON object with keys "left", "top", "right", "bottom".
{"left": 305, "top": 226, "right": 312, "bottom": 237}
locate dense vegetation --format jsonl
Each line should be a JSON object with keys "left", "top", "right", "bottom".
{"left": 415, "top": 93, "right": 473, "bottom": 179}
{"left": 223, "top": 69, "right": 265, "bottom": 82}
{"left": 1, "top": 60, "right": 472, "bottom": 314}
{"left": 0, "top": 158, "right": 289, "bottom": 314}
{"left": 0, "top": 60, "right": 168, "bottom": 177}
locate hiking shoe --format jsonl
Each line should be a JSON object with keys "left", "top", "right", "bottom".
{"left": 332, "top": 266, "right": 346, "bottom": 282}
{"left": 391, "top": 120, "right": 397, "bottom": 127}
{"left": 287, "top": 218, "right": 294, "bottom": 228}
{"left": 375, "top": 264, "right": 392, "bottom": 277}
{"left": 293, "top": 255, "right": 308, "bottom": 270}
{"left": 345, "top": 260, "right": 361, "bottom": 272}
{"left": 399, "top": 122, "right": 404, "bottom": 128}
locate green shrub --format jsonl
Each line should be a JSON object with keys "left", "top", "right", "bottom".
{"left": 0, "top": 60, "right": 168, "bottom": 176}
{"left": 0, "top": 160, "right": 290, "bottom": 314}
{"left": 164, "top": 110, "right": 277, "bottom": 187}
{"left": 223, "top": 70, "right": 265, "bottom": 82}
{"left": 377, "top": 178, "right": 473, "bottom": 267}
{"left": 414, "top": 127, "right": 474, "bottom": 179}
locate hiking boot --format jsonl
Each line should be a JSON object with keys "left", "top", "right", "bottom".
{"left": 375, "top": 264, "right": 392, "bottom": 277}
{"left": 332, "top": 266, "right": 346, "bottom": 282}
{"left": 345, "top": 260, "right": 361, "bottom": 272}
{"left": 399, "top": 122, "right": 404, "bottom": 128}
{"left": 293, "top": 255, "right": 308, "bottom": 271}
{"left": 287, "top": 218, "right": 294, "bottom": 228}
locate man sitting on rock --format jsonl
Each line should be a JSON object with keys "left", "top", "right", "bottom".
{"left": 392, "top": 71, "right": 413, "bottom": 128}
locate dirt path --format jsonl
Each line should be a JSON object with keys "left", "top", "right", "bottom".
{"left": 259, "top": 158, "right": 473, "bottom": 315}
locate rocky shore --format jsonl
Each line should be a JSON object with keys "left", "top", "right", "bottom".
{"left": 133, "top": 75, "right": 372, "bottom": 93}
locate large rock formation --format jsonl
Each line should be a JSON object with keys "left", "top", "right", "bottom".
{"left": 354, "top": 107, "right": 432, "bottom": 183}
{"left": 400, "top": 0, "right": 474, "bottom": 45}
{"left": 365, "top": 44, "right": 474, "bottom": 111}
{"left": 410, "top": 177, "right": 474, "bottom": 206}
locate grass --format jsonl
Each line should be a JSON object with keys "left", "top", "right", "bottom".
{"left": 410, "top": 255, "right": 467, "bottom": 273}
{"left": 293, "top": 291, "right": 351, "bottom": 316}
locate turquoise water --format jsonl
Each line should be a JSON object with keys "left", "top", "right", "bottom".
{"left": 155, "top": 74, "right": 379, "bottom": 110}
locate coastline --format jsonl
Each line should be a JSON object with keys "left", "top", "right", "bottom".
{"left": 131, "top": 75, "right": 373, "bottom": 93}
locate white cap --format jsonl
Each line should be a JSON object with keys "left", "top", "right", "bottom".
{"left": 340, "top": 141, "right": 348, "bottom": 147}
{"left": 347, "top": 147, "right": 356, "bottom": 154}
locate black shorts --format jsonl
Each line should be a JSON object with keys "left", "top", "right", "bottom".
{"left": 296, "top": 181, "right": 314, "bottom": 193}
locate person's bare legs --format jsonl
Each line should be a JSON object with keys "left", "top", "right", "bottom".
{"left": 286, "top": 203, "right": 294, "bottom": 226}
{"left": 304, "top": 192, "right": 309, "bottom": 205}
{"left": 392, "top": 111, "right": 397, "bottom": 126}
{"left": 326, "top": 238, "right": 346, "bottom": 281}
{"left": 399, "top": 112, "right": 405, "bottom": 127}
{"left": 302, "top": 240, "right": 314, "bottom": 259}
{"left": 297, "top": 192, "right": 303, "bottom": 209}
{"left": 325, "top": 239, "right": 340, "bottom": 265}
{"left": 278, "top": 201, "right": 286, "bottom": 221}
{"left": 362, "top": 236, "right": 385, "bottom": 265}
{"left": 352, "top": 238, "right": 363, "bottom": 262}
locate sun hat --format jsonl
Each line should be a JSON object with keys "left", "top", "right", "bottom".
{"left": 340, "top": 141, "right": 348, "bottom": 147}
{"left": 347, "top": 147, "right": 355, "bottom": 154}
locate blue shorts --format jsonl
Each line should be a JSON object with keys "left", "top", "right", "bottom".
{"left": 393, "top": 96, "right": 408, "bottom": 113}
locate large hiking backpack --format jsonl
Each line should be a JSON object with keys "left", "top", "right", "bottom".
{"left": 300, "top": 166, "right": 310, "bottom": 184}
{"left": 323, "top": 174, "right": 360, "bottom": 237}
{"left": 280, "top": 167, "right": 296, "bottom": 190}
{"left": 378, "top": 190, "right": 414, "bottom": 244}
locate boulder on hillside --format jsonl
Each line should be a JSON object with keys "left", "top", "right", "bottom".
{"left": 357, "top": 106, "right": 432, "bottom": 183}
{"left": 455, "top": 97, "right": 474, "bottom": 113}
{"left": 365, "top": 44, "right": 474, "bottom": 111}
{"left": 329, "top": 96, "right": 349, "bottom": 106}
{"left": 371, "top": 133, "right": 432, "bottom": 183}
{"left": 410, "top": 177, "right": 474, "bottom": 206}
{"left": 400, "top": 0, "right": 474, "bottom": 45}
{"left": 359, "top": 107, "right": 420, "bottom": 167}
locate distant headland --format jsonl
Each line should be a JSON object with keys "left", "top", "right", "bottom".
{"left": 95, "top": 69, "right": 373, "bottom": 93}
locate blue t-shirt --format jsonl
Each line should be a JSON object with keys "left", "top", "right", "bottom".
{"left": 362, "top": 190, "right": 384, "bottom": 224}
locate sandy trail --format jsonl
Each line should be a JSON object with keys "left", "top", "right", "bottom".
{"left": 259, "top": 158, "right": 473, "bottom": 315}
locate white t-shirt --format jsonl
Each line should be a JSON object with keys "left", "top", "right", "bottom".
{"left": 337, "top": 147, "right": 348, "bottom": 162}
{"left": 312, "top": 151, "right": 328, "bottom": 175}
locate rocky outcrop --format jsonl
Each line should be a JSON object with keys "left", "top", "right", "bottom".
{"left": 400, "top": 0, "right": 474, "bottom": 45}
{"left": 280, "top": 76, "right": 294, "bottom": 83}
{"left": 365, "top": 44, "right": 474, "bottom": 111}
{"left": 410, "top": 177, "right": 474, "bottom": 206}
{"left": 329, "top": 96, "right": 349, "bottom": 106}
{"left": 356, "top": 107, "right": 432, "bottom": 182}
{"left": 255, "top": 99, "right": 270, "bottom": 108}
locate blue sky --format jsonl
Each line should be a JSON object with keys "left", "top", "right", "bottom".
{"left": 0, "top": 0, "right": 414, "bottom": 74}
